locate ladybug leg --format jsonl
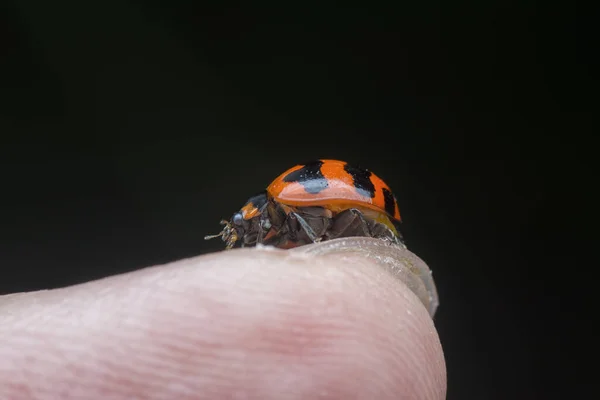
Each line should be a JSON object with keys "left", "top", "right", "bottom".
{"left": 289, "top": 212, "right": 321, "bottom": 243}
{"left": 255, "top": 223, "right": 265, "bottom": 245}
{"left": 349, "top": 208, "right": 373, "bottom": 237}
{"left": 260, "top": 228, "right": 287, "bottom": 247}
{"left": 326, "top": 208, "right": 374, "bottom": 240}
{"left": 254, "top": 215, "right": 276, "bottom": 245}
{"left": 330, "top": 210, "right": 405, "bottom": 246}
{"left": 259, "top": 202, "right": 296, "bottom": 247}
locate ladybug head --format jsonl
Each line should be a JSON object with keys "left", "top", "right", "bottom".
{"left": 205, "top": 191, "right": 269, "bottom": 249}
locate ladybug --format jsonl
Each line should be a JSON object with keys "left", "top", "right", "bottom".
{"left": 205, "top": 159, "right": 404, "bottom": 249}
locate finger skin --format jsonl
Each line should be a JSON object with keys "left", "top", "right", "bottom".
{"left": 0, "top": 248, "right": 446, "bottom": 400}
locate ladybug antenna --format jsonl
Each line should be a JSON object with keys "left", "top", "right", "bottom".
{"left": 204, "top": 220, "right": 227, "bottom": 239}
{"left": 204, "top": 220, "right": 238, "bottom": 249}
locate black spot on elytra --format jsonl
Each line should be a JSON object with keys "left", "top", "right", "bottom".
{"left": 382, "top": 187, "right": 396, "bottom": 217}
{"left": 343, "top": 163, "right": 375, "bottom": 198}
{"left": 283, "top": 160, "right": 328, "bottom": 194}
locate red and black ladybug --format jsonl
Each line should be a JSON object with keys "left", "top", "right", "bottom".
{"left": 205, "top": 159, "right": 404, "bottom": 249}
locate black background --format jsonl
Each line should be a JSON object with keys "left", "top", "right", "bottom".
{"left": 1, "top": 2, "right": 592, "bottom": 399}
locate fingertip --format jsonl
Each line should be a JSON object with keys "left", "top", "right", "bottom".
{"left": 1, "top": 243, "right": 445, "bottom": 399}
{"left": 195, "top": 243, "right": 446, "bottom": 398}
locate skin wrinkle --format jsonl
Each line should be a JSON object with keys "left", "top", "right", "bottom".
{"left": 0, "top": 248, "right": 446, "bottom": 400}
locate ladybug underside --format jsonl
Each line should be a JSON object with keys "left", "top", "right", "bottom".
{"left": 255, "top": 203, "right": 403, "bottom": 249}
{"left": 207, "top": 196, "right": 404, "bottom": 250}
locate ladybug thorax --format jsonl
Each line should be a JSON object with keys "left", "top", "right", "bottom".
{"left": 239, "top": 192, "right": 269, "bottom": 220}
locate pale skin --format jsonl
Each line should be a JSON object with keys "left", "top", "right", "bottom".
{"left": 0, "top": 242, "right": 446, "bottom": 399}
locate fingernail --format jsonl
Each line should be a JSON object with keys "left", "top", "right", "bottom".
{"left": 288, "top": 238, "right": 439, "bottom": 317}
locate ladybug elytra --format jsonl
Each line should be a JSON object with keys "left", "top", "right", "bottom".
{"left": 205, "top": 159, "right": 404, "bottom": 249}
